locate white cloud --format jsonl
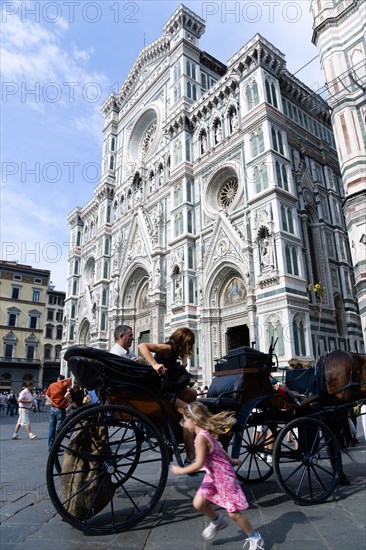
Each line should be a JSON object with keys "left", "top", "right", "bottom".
{"left": 1, "top": 10, "right": 108, "bottom": 102}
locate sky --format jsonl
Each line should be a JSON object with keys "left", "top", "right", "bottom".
{"left": 1, "top": 0, "right": 325, "bottom": 291}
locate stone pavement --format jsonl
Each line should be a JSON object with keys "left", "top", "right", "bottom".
{"left": 0, "top": 412, "right": 365, "bottom": 550}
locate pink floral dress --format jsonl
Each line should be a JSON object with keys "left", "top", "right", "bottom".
{"left": 196, "top": 430, "right": 249, "bottom": 513}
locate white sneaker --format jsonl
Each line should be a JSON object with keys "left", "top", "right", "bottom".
{"left": 243, "top": 533, "right": 265, "bottom": 550}
{"left": 266, "top": 454, "right": 272, "bottom": 463}
{"left": 12, "top": 434, "right": 21, "bottom": 440}
{"left": 202, "top": 514, "right": 228, "bottom": 540}
{"left": 29, "top": 434, "right": 37, "bottom": 440}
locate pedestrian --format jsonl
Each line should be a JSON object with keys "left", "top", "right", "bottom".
{"left": 11, "top": 382, "right": 38, "bottom": 440}
{"left": 138, "top": 327, "right": 197, "bottom": 466}
{"left": 0, "top": 392, "right": 6, "bottom": 414}
{"left": 7, "top": 393, "right": 17, "bottom": 416}
{"left": 45, "top": 374, "right": 72, "bottom": 451}
{"left": 171, "top": 402, "right": 264, "bottom": 549}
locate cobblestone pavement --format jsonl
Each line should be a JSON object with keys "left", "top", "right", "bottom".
{"left": 0, "top": 412, "right": 365, "bottom": 550}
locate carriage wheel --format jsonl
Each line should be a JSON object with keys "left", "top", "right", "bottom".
{"left": 47, "top": 404, "right": 169, "bottom": 535}
{"left": 234, "top": 408, "right": 276, "bottom": 484}
{"left": 273, "top": 417, "right": 342, "bottom": 504}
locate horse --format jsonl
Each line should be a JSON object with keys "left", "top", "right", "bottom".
{"left": 321, "top": 350, "right": 366, "bottom": 405}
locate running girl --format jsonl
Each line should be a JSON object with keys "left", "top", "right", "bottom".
{"left": 171, "top": 402, "right": 264, "bottom": 549}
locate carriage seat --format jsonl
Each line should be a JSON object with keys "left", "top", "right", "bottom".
{"left": 197, "top": 373, "right": 245, "bottom": 412}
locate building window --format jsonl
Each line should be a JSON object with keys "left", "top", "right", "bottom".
{"left": 174, "top": 212, "right": 184, "bottom": 237}
{"left": 271, "top": 126, "right": 284, "bottom": 154}
{"left": 174, "top": 183, "right": 183, "bottom": 206}
{"left": 174, "top": 61, "right": 181, "bottom": 81}
{"left": 26, "top": 346, "right": 35, "bottom": 359}
{"left": 7, "top": 309, "right": 20, "bottom": 327}
{"left": 246, "top": 81, "right": 259, "bottom": 110}
{"left": 55, "top": 346, "right": 61, "bottom": 360}
{"left": 187, "top": 210, "right": 194, "bottom": 233}
{"left": 69, "top": 325, "right": 75, "bottom": 340}
{"left": 254, "top": 164, "right": 268, "bottom": 193}
{"left": 267, "top": 320, "right": 284, "bottom": 356}
{"left": 11, "top": 286, "right": 20, "bottom": 299}
{"left": 45, "top": 325, "right": 53, "bottom": 339}
{"left": 293, "top": 315, "right": 306, "bottom": 356}
{"left": 265, "top": 79, "right": 278, "bottom": 108}
{"left": 72, "top": 280, "right": 78, "bottom": 295}
{"left": 8, "top": 313, "right": 16, "bottom": 327}
{"left": 250, "top": 127, "right": 264, "bottom": 158}
{"left": 13, "top": 274, "right": 22, "bottom": 281}
{"left": 186, "top": 60, "right": 196, "bottom": 80}
{"left": 187, "top": 180, "right": 194, "bottom": 203}
{"left": 25, "top": 336, "right": 38, "bottom": 360}
{"left": 102, "top": 288, "right": 108, "bottom": 306}
{"left": 100, "top": 312, "right": 107, "bottom": 331}
{"left": 285, "top": 244, "right": 299, "bottom": 275}
{"left": 71, "top": 303, "right": 76, "bottom": 318}
{"left": 47, "top": 309, "right": 54, "bottom": 322}
{"left": 5, "top": 344, "right": 14, "bottom": 358}
{"left": 188, "top": 245, "right": 195, "bottom": 269}
{"left": 32, "top": 289, "right": 41, "bottom": 302}
{"left": 103, "top": 261, "right": 109, "bottom": 279}
{"left": 187, "top": 82, "right": 197, "bottom": 100}
{"left": 189, "top": 278, "right": 195, "bottom": 303}
{"left": 44, "top": 345, "right": 52, "bottom": 360}
{"left": 56, "top": 311, "right": 63, "bottom": 322}
{"left": 56, "top": 325, "right": 63, "bottom": 339}
{"left": 34, "top": 277, "right": 42, "bottom": 284}
{"left": 29, "top": 315, "right": 38, "bottom": 329}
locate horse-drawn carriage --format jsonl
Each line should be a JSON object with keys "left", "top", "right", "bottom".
{"left": 46, "top": 344, "right": 366, "bottom": 535}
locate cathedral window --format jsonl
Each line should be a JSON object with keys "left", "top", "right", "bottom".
{"left": 186, "top": 60, "right": 196, "bottom": 80}
{"left": 72, "top": 279, "right": 78, "bottom": 295}
{"left": 189, "top": 278, "right": 196, "bottom": 303}
{"left": 173, "top": 61, "right": 181, "bottom": 81}
{"left": 100, "top": 312, "right": 107, "bottom": 331}
{"left": 265, "top": 79, "right": 278, "bottom": 108}
{"left": 188, "top": 245, "right": 195, "bottom": 269}
{"left": 254, "top": 164, "right": 268, "bottom": 193}
{"left": 111, "top": 136, "right": 115, "bottom": 151}
{"left": 104, "top": 237, "right": 110, "bottom": 255}
{"left": 106, "top": 205, "right": 111, "bottom": 223}
{"left": 174, "top": 212, "right": 183, "bottom": 237}
{"left": 74, "top": 259, "right": 79, "bottom": 275}
{"left": 71, "top": 303, "right": 76, "bottom": 318}
{"left": 285, "top": 244, "right": 299, "bottom": 275}
{"left": 102, "top": 288, "right": 108, "bottom": 306}
{"left": 267, "top": 320, "right": 284, "bottom": 356}
{"left": 103, "top": 260, "right": 109, "bottom": 279}
{"left": 246, "top": 80, "right": 259, "bottom": 111}
{"left": 251, "top": 127, "right": 264, "bottom": 158}
{"left": 76, "top": 230, "right": 81, "bottom": 247}
{"left": 293, "top": 315, "right": 306, "bottom": 356}
{"left": 271, "top": 126, "right": 284, "bottom": 154}
{"left": 187, "top": 209, "right": 194, "bottom": 233}
{"left": 187, "top": 81, "right": 197, "bottom": 99}
{"left": 218, "top": 177, "right": 238, "bottom": 209}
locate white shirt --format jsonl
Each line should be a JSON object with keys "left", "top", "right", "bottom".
{"left": 110, "top": 343, "right": 137, "bottom": 360}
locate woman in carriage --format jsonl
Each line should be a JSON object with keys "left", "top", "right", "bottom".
{"left": 139, "top": 327, "right": 197, "bottom": 465}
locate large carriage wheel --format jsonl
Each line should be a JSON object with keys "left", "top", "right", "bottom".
{"left": 47, "top": 404, "right": 169, "bottom": 535}
{"left": 273, "top": 417, "right": 342, "bottom": 504}
{"left": 234, "top": 407, "right": 276, "bottom": 484}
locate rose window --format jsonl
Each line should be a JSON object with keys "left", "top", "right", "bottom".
{"left": 141, "top": 123, "right": 157, "bottom": 158}
{"left": 219, "top": 177, "right": 238, "bottom": 209}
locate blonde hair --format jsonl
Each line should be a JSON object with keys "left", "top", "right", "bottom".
{"left": 183, "top": 401, "right": 236, "bottom": 439}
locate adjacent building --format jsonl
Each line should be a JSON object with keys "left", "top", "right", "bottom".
{"left": 65, "top": 5, "right": 364, "bottom": 384}
{"left": 0, "top": 261, "right": 65, "bottom": 391}
{"left": 311, "top": 0, "right": 366, "bottom": 341}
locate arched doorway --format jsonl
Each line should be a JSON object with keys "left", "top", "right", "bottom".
{"left": 79, "top": 320, "right": 91, "bottom": 345}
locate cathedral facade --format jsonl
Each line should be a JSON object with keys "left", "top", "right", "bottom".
{"left": 64, "top": 5, "right": 364, "bottom": 384}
